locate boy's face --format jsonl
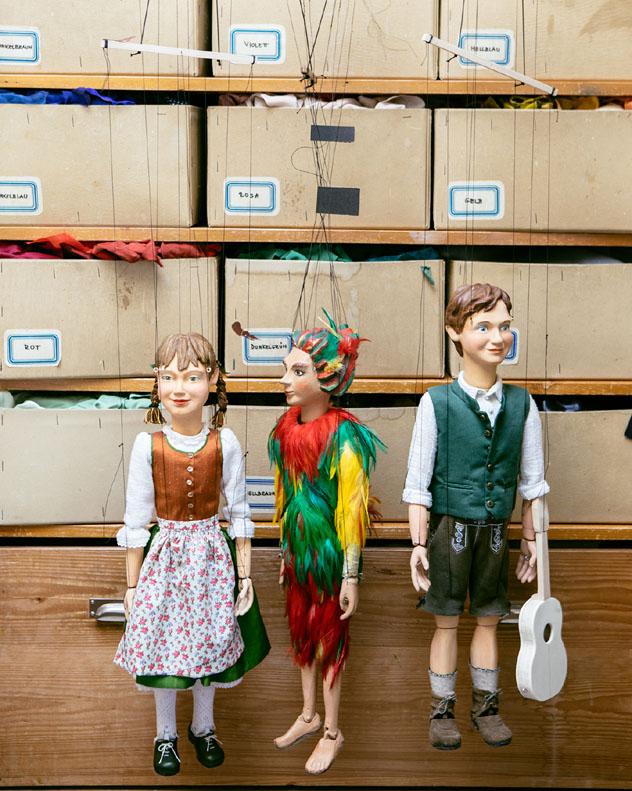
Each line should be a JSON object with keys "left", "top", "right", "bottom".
{"left": 447, "top": 301, "right": 513, "bottom": 368}
{"left": 280, "top": 347, "right": 326, "bottom": 408}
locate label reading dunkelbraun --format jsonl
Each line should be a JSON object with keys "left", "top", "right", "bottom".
{"left": 4, "top": 330, "right": 62, "bottom": 367}
{"left": 503, "top": 329, "right": 520, "bottom": 366}
{"left": 448, "top": 181, "right": 505, "bottom": 221}
{"left": 229, "top": 24, "right": 286, "bottom": 64}
{"left": 243, "top": 330, "right": 292, "bottom": 366}
{"left": 246, "top": 476, "right": 275, "bottom": 513}
{"left": 458, "top": 30, "right": 515, "bottom": 69}
{"left": 225, "top": 178, "right": 280, "bottom": 216}
{"left": 0, "top": 27, "right": 40, "bottom": 64}
{"left": 0, "top": 177, "right": 42, "bottom": 215}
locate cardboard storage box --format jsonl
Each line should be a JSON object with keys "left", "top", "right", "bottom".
{"left": 0, "top": 0, "right": 207, "bottom": 75}
{"left": 225, "top": 405, "right": 416, "bottom": 521}
{"left": 208, "top": 107, "right": 431, "bottom": 229}
{"left": 434, "top": 109, "right": 632, "bottom": 232}
{"left": 0, "top": 105, "right": 201, "bottom": 226}
{"left": 211, "top": 0, "right": 438, "bottom": 78}
{"left": 0, "top": 257, "right": 218, "bottom": 379}
{"left": 448, "top": 260, "right": 632, "bottom": 379}
{"left": 224, "top": 258, "right": 444, "bottom": 378}
{"left": 439, "top": 0, "right": 632, "bottom": 81}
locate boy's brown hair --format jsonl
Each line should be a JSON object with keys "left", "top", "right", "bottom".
{"left": 445, "top": 283, "right": 512, "bottom": 357}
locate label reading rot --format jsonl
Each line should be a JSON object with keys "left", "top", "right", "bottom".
{"left": 448, "top": 181, "right": 504, "bottom": 220}
{"left": 229, "top": 25, "right": 286, "bottom": 63}
{"left": 458, "top": 30, "right": 515, "bottom": 69}
{"left": 243, "top": 330, "right": 292, "bottom": 365}
{"left": 0, "top": 177, "right": 42, "bottom": 215}
{"left": 4, "top": 330, "right": 62, "bottom": 367}
{"left": 0, "top": 27, "right": 40, "bottom": 64}
{"left": 224, "top": 178, "right": 280, "bottom": 215}
{"left": 503, "top": 329, "right": 520, "bottom": 366}
{"left": 246, "top": 477, "right": 276, "bottom": 513}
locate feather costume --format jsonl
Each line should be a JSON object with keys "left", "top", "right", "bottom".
{"left": 268, "top": 405, "right": 384, "bottom": 682}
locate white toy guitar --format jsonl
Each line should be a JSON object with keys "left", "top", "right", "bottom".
{"left": 516, "top": 497, "right": 567, "bottom": 701}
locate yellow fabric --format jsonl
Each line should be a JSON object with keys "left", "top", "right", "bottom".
{"left": 332, "top": 442, "right": 370, "bottom": 556}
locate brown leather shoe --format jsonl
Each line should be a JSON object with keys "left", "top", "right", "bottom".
{"left": 429, "top": 694, "right": 461, "bottom": 750}
{"left": 471, "top": 688, "right": 512, "bottom": 747}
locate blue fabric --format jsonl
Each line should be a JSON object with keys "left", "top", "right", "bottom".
{"left": 0, "top": 88, "right": 135, "bottom": 105}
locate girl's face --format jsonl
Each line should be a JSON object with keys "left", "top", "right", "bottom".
{"left": 156, "top": 355, "right": 213, "bottom": 419}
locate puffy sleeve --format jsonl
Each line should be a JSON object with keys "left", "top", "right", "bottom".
{"left": 220, "top": 427, "right": 256, "bottom": 539}
{"left": 116, "top": 432, "right": 155, "bottom": 548}
{"left": 333, "top": 439, "right": 370, "bottom": 578}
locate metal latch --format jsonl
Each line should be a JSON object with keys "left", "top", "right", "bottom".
{"left": 89, "top": 598, "right": 125, "bottom": 624}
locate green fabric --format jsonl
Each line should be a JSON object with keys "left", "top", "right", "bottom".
{"left": 237, "top": 244, "right": 352, "bottom": 261}
{"left": 136, "top": 526, "right": 270, "bottom": 689}
{"left": 10, "top": 392, "right": 151, "bottom": 409}
{"left": 428, "top": 381, "right": 530, "bottom": 520}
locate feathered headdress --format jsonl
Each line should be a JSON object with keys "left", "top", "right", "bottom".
{"left": 293, "top": 309, "right": 365, "bottom": 396}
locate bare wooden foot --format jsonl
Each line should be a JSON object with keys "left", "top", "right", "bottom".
{"left": 273, "top": 712, "right": 321, "bottom": 749}
{"left": 304, "top": 728, "right": 344, "bottom": 775}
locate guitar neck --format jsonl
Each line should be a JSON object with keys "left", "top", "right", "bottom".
{"left": 532, "top": 497, "right": 552, "bottom": 600}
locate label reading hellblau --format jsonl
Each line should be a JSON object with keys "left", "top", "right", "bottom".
{"left": 229, "top": 24, "right": 286, "bottom": 64}
{"left": 246, "top": 476, "right": 276, "bottom": 513}
{"left": 224, "top": 178, "right": 280, "bottom": 216}
{"left": 243, "top": 330, "right": 292, "bottom": 366}
{"left": 0, "top": 177, "right": 42, "bottom": 215}
{"left": 4, "top": 330, "right": 62, "bottom": 367}
{"left": 503, "top": 328, "right": 520, "bottom": 365}
{"left": 0, "top": 27, "right": 40, "bottom": 64}
{"left": 458, "top": 29, "right": 515, "bottom": 69}
{"left": 448, "top": 181, "right": 505, "bottom": 221}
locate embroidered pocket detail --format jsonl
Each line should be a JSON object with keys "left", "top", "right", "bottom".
{"left": 490, "top": 523, "right": 504, "bottom": 554}
{"left": 451, "top": 521, "right": 467, "bottom": 554}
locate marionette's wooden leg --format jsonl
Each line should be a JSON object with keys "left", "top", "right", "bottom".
{"left": 273, "top": 663, "right": 321, "bottom": 749}
{"left": 430, "top": 614, "right": 459, "bottom": 673}
{"left": 469, "top": 615, "right": 500, "bottom": 669}
{"left": 304, "top": 666, "right": 344, "bottom": 774}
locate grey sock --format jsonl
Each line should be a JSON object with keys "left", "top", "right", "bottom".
{"left": 429, "top": 668, "right": 457, "bottom": 698}
{"left": 470, "top": 663, "right": 499, "bottom": 693}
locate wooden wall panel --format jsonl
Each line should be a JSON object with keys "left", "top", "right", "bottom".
{"left": 1, "top": 547, "right": 630, "bottom": 788}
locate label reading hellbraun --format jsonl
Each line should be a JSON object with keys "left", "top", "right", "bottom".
{"left": 0, "top": 177, "right": 42, "bottom": 215}
{"left": 243, "top": 330, "right": 292, "bottom": 365}
{"left": 229, "top": 24, "right": 286, "bottom": 64}
{"left": 503, "top": 329, "right": 520, "bottom": 366}
{"left": 4, "top": 330, "right": 62, "bottom": 367}
{"left": 246, "top": 476, "right": 276, "bottom": 513}
{"left": 458, "top": 30, "right": 515, "bottom": 69}
{"left": 0, "top": 27, "right": 40, "bottom": 64}
{"left": 225, "top": 178, "right": 280, "bottom": 216}
{"left": 448, "top": 181, "right": 504, "bottom": 221}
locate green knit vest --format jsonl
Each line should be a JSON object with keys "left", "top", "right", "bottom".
{"left": 428, "top": 380, "right": 530, "bottom": 520}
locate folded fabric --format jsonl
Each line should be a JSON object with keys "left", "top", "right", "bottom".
{"left": 236, "top": 244, "right": 352, "bottom": 261}
{"left": 481, "top": 95, "right": 601, "bottom": 110}
{"left": 0, "top": 87, "right": 135, "bottom": 105}
{"left": 9, "top": 393, "right": 151, "bottom": 410}
{"left": 219, "top": 92, "right": 425, "bottom": 109}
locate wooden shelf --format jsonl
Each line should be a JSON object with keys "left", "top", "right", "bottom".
{"left": 2, "top": 226, "right": 632, "bottom": 246}
{"left": 2, "top": 74, "right": 632, "bottom": 96}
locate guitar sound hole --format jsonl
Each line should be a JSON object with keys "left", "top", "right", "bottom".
{"left": 543, "top": 623, "right": 552, "bottom": 643}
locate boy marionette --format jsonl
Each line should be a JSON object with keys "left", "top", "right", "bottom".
{"left": 403, "top": 283, "right": 548, "bottom": 750}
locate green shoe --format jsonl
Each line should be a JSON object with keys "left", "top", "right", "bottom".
{"left": 188, "top": 725, "right": 225, "bottom": 768}
{"left": 153, "top": 737, "right": 180, "bottom": 776}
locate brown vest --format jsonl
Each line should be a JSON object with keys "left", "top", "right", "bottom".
{"left": 152, "top": 430, "right": 222, "bottom": 521}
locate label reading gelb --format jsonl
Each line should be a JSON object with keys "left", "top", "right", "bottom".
{"left": 448, "top": 181, "right": 504, "bottom": 221}
{"left": 243, "top": 330, "right": 292, "bottom": 366}
{"left": 4, "top": 330, "right": 62, "bottom": 367}
{"left": 0, "top": 27, "right": 40, "bottom": 64}
{"left": 229, "top": 24, "right": 286, "bottom": 64}
{"left": 458, "top": 30, "right": 515, "bottom": 69}
{"left": 0, "top": 177, "right": 42, "bottom": 215}
{"left": 246, "top": 476, "right": 276, "bottom": 513}
{"left": 503, "top": 329, "right": 520, "bottom": 366}
{"left": 225, "top": 178, "right": 280, "bottom": 216}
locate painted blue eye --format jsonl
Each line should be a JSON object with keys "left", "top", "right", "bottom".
{"left": 477, "top": 326, "right": 488, "bottom": 333}
{"left": 500, "top": 324, "right": 511, "bottom": 332}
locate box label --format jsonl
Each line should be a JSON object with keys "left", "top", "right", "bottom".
{"left": 225, "top": 178, "right": 280, "bottom": 216}
{"left": 4, "top": 330, "right": 62, "bottom": 367}
{"left": 448, "top": 181, "right": 504, "bottom": 220}
{"left": 0, "top": 27, "right": 40, "bottom": 64}
{"left": 503, "top": 328, "right": 520, "bottom": 365}
{"left": 246, "top": 476, "right": 276, "bottom": 513}
{"left": 458, "top": 30, "right": 515, "bottom": 69}
{"left": 229, "top": 24, "right": 286, "bottom": 64}
{"left": 243, "top": 329, "right": 292, "bottom": 365}
{"left": 0, "top": 177, "right": 42, "bottom": 215}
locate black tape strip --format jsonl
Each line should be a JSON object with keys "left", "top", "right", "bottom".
{"left": 316, "top": 186, "right": 360, "bottom": 216}
{"left": 310, "top": 124, "right": 356, "bottom": 143}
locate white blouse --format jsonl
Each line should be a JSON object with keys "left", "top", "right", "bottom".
{"left": 116, "top": 425, "right": 255, "bottom": 548}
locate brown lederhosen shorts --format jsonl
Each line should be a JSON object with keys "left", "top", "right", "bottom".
{"left": 420, "top": 513, "right": 511, "bottom": 617}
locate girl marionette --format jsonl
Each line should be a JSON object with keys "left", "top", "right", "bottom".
{"left": 268, "top": 311, "right": 384, "bottom": 775}
{"left": 114, "top": 332, "right": 269, "bottom": 776}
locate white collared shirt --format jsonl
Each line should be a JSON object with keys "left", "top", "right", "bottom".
{"left": 402, "top": 372, "right": 550, "bottom": 508}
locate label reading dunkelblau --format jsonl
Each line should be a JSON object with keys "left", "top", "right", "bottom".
{"left": 4, "top": 330, "right": 62, "bottom": 367}
{"left": 229, "top": 24, "right": 286, "bottom": 64}
{"left": 242, "top": 329, "right": 292, "bottom": 366}
{"left": 503, "top": 329, "right": 520, "bottom": 365}
{"left": 0, "top": 177, "right": 42, "bottom": 215}
{"left": 245, "top": 476, "right": 275, "bottom": 513}
{"left": 0, "top": 27, "right": 40, "bottom": 64}
{"left": 457, "top": 29, "right": 515, "bottom": 69}
{"left": 448, "top": 181, "right": 504, "bottom": 221}
{"left": 224, "top": 178, "right": 280, "bottom": 216}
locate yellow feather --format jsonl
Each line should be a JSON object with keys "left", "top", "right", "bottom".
{"left": 273, "top": 465, "right": 285, "bottom": 539}
{"left": 334, "top": 443, "right": 369, "bottom": 554}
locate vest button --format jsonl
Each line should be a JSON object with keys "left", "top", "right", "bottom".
{"left": 486, "top": 481, "right": 494, "bottom": 490}
{"left": 479, "top": 413, "right": 486, "bottom": 420}
{"left": 486, "top": 499, "right": 494, "bottom": 508}
{"left": 188, "top": 503, "right": 194, "bottom": 509}
{"left": 487, "top": 463, "right": 494, "bottom": 471}
{"left": 187, "top": 453, "right": 194, "bottom": 459}
{"left": 186, "top": 479, "right": 193, "bottom": 485}
{"left": 187, "top": 492, "right": 194, "bottom": 498}
{"left": 484, "top": 429, "right": 492, "bottom": 438}
{"left": 187, "top": 466, "right": 194, "bottom": 473}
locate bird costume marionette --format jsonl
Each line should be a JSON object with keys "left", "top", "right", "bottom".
{"left": 403, "top": 284, "right": 548, "bottom": 751}
{"left": 268, "top": 310, "right": 384, "bottom": 775}
{"left": 114, "top": 333, "right": 269, "bottom": 776}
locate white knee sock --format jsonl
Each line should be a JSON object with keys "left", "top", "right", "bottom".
{"left": 154, "top": 688, "right": 178, "bottom": 740}
{"left": 191, "top": 681, "right": 216, "bottom": 736}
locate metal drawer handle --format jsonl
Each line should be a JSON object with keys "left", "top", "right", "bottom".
{"left": 500, "top": 602, "right": 524, "bottom": 626}
{"left": 89, "top": 598, "right": 125, "bottom": 624}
